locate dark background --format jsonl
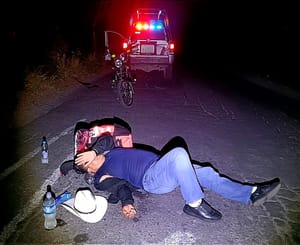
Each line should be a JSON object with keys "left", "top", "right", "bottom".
{"left": 184, "top": 0, "right": 298, "bottom": 89}
{"left": 1, "top": 0, "right": 298, "bottom": 87}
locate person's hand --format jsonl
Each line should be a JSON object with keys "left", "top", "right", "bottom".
{"left": 122, "top": 204, "right": 137, "bottom": 219}
{"left": 75, "top": 150, "right": 96, "bottom": 166}
{"left": 86, "top": 154, "right": 106, "bottom": 174}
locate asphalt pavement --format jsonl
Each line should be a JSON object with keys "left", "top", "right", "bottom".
{"left": 1, "top": 68, "right": 300, "bottom": 245}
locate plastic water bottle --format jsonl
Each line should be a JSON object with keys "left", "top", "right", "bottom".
{"left": 43, "top": 190, "right": 57, "bottom": 230}
{"left": 44, "top": 185, "right": 56, "bottom": 199}
{"left": 41, "top": 136, "right": 49, "bottom": 164}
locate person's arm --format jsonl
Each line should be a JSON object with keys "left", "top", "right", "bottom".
{"left": 95, "top": 175, "right": 137, "bottom": 218}
{"left": 90, "top": 134, "right": 115, "bottom": 155}
{"left": 75, "top": 134, "right": 115, "bottom": 166}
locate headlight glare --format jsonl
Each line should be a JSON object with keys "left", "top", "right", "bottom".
{"left": 114, "top": 59, "right": 122, "bottom": 68}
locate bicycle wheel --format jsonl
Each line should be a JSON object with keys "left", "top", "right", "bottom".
{"left": 117, "top": 80, "right": 134, "bottom": 107}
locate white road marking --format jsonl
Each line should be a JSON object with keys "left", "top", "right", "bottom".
{"left": 0, "top": 125, "right": 75, "bottom": 181}
{"left": 0, "top": 153, "right": 73, "bottom": 242}
{"left": 0, "top": 120, "right": 86, "bottom": 242}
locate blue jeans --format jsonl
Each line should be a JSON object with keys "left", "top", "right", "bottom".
{"left": 142, "top": 147, "right": 253, "bottom": 204}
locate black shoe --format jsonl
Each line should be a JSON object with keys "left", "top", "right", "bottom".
{"left": 250, "top": 178, "right": 281, "bottom": 206}
{"left": 183, "top": 199, "right": 222, "bottom": 222}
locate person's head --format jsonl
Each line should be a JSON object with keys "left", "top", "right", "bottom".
{"left": 74, "top": 154, "right": 106, "bottom": 175}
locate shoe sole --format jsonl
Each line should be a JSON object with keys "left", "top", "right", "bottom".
{"left": 252, "top": 182, "right": 281, "bottom": 206}
{"left": 183, "top": 211, "right": 221, "bottom": 222}
{"left": 183, "top": 207, "right": 222, "bottom": 222}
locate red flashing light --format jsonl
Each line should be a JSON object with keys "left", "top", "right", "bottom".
{"left": 134, "top": 20, "right": 163, "bottom": 31}
{"left": 135, "top": 22, "right": 149, "bottom": 31}
{"left": 169, "top": 42, "right": 175, "bottom": 51}
{"left": 123, "top": 42, "right": 128, "bottom": 50}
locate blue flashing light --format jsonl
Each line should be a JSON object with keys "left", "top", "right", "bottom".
{"left": 150, "top": 20, "right": 164, "bottom": 31}
{"left": 134, "top": 20, "right": 164, "bottom": 32}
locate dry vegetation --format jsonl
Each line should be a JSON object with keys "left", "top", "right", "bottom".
{"left": 14, "top": 49, "right": 105, "bottom": 127}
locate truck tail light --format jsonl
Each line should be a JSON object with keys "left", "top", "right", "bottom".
{"left": 123, "top": 41, "right": 128, "bottom": 50}
{"left": 169, "top": 42, "right": 175, "bottom": 51}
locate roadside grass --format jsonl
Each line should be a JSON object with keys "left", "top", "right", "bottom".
{"left": 14, "top": 49, "right": 105, "bottom": 127}
{"left": 24, "top": 49, "right": 103, "bottom": 96}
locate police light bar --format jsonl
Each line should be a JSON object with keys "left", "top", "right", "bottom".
{"left": 135, "top": 20, "right": 164, "bottom": 31}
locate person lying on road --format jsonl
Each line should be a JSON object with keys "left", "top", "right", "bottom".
{"left": 74, "top": 138, "right": 281, "bottom": 222}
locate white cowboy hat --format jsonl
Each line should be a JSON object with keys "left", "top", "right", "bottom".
{"left": 61, "top": 187, "right": 108, "bottom": 223}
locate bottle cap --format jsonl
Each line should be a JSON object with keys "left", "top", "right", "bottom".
{"left": 46, "top": 192, "right": 51, "bottom": 199}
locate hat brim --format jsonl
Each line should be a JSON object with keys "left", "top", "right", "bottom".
{"left": 61, "top": 195, "right": 108, "bottom": 223}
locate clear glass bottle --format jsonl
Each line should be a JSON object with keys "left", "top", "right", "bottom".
{"left": 41, "top": 136, "right": 49, "bottom": 164}
{"left": 43, "top": 190, "right": 57, "bottom": 230}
